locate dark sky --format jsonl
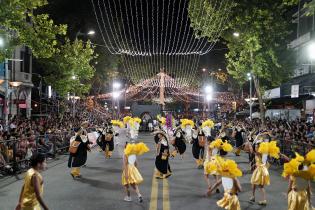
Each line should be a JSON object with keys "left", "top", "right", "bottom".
{"left": 39, "top": 0, "right": 227, "bottom": 74}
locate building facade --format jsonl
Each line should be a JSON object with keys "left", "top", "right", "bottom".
{"left": 289, "top": 0, "right": 315, "bottom": 77}
{"left": 0, "top": 45, "right": 33, "bottom": 119}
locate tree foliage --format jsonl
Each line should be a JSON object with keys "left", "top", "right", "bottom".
{"left": 188, "top": 0, "right": 296, "bottom": 123}
{"left": 0, "top": 0, "right": 67, "bottom": 61}
{"left": 39, "top": 39, "right": 97, "bottom": 97}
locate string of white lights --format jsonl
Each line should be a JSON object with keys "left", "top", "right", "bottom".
{"left": 91, "top": 0, "right": 117, "bottom": 54}
{"left": 99, "top": 0, "right": 125, "bottom": 52}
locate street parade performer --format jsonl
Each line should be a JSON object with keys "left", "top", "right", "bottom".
{"left": 171, "top": 119, "right": 193, "bottom": 158}
{"left": 204, "top": 138, "right": 233, "bottom": 195}
{"left": 68, "top": 121, "right": 91, "bottom": 179}
{"left": 282, "top": 150, "right": 315, "bottom": 210}
{"left": 122, "top": 142, "right": 149, "bottom": 202}
{"left": 128, "top": 117, "right": 142, "bottom": 142}
{"left": 192, "top": 119, "right": 215, "bottom": 169}
{"left": 206, "top": 157, "right": 243, "bottom": 210}
{"left": 15, "top": 154, "right": 49, "bottom": 210}
{"left": 154, "top": 131, "right": 172, "bottom": 179}
{"left": 99, "top": 120, "right": 124, "bottom": 158}
{"left": 250, "top": 141, "right": 280, "bottom": 205}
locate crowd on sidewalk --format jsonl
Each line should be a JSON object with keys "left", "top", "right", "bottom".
{"left": 0, "top": 100, "right": 110, "bottom": 176}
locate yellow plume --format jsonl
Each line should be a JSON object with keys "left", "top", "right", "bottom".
{"left": 201, "top": 119, "right": 215, "bottom": 128}
{"left": 305, "top": 150, "right": 315, "bottom": 164}
{"left": 111, "top": 120, "right": 124, "bottom": 128}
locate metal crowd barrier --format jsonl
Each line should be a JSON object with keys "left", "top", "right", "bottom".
{"left": 0, "top": 131, "right": 74, "bottom": 176}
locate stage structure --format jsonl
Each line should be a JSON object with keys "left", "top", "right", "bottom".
{"left": 95, "top": 70, "right": 243, "bottom": 111}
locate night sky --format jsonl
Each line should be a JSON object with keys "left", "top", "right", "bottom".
{"left": 38, "top": 0, "right": 227, "bottom": 76}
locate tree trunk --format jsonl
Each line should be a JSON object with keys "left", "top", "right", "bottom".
{"left": 253, "top": 75, "right": 265, "bottom": 126}
{"left": 250, "top": 50, "right": 265, "bottom": 126}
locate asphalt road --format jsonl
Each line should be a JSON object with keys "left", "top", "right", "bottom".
{"left": 0, "top": 133, "right": 314, "bottom": 210}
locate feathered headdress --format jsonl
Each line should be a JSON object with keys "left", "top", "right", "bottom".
{"left": 201, "top": 119, "right": 215, "bottom": 129}
{"left": 258, "top": 141, "right": 280, "bottom": 159}
{"left": 180, "top": 119, "right": 194, "bottom": 128}
{"left": 111, "top": 120, "right": 124, "bottom": 128}
{"left": 282, "top": 150, "right": 315, "bottom": 180}
{"left": 123, "top": 116, "right": 132, "bottom": 124}
{"left": 124, "top": 142, "right": 150, "bottom": 156}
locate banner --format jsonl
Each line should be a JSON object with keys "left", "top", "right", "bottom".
{"left": 263, "top": 87, "right": 280, "bottom": 99}
{"left": 291, "top": 85, "right": 299, "bottom": 98}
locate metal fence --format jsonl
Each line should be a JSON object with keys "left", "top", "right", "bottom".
{"left": 0, "top": 131, "right": 74, "bottom": 176}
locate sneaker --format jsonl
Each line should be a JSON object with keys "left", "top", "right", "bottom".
{"left": 249, "top": 196, "right": 255, "bottom": 202}
{"left": 138, "top": 196, "right": 143, "bottom": 203}
{"left": 124, "top": 196, "right": 132, "bottom": 202}
{"left": 258, "top": 200, "right": 267, "bottom": 205}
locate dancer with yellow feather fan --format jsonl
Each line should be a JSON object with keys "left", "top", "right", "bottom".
{"left": 250, "top": 141, "right": 280, "bottom": 205}
{"left": 283, "top": 149, "right": 315, "bottom": 210}
{"left": 206, "top": 157, "right": 243, "bottom": 210}
{"left": 204, "top": 138, "right": 233, "bottom": 195}
{"left": 122, "top": 142, "right": 150, "bottom": 202}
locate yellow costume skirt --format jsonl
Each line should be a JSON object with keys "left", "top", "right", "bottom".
{"left": 288, "top": 190, "right": 310, "bottom": 210}
{"left": 22, "top": 204, "right": 41, "bottom": 210}
{"left": 121, "top": 164, "right": 143, "bottom": 186}
{"left": 217, "top": 192, "right": 241, "bottom": 210}
{"left": 250, "top": 165, "right": 270, "bottom": 186}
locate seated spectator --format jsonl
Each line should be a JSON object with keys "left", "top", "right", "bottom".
{"left": 15, "top": 135, "right": 28, "bottom": 160}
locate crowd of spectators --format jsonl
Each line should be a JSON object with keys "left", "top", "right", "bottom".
{"left": 0, "top": 100, "right": 108, "bottom": 176}
{"left": 224, "top": 118, "right": 315, "bottom": 157}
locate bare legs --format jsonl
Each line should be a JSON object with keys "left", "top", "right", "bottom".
{"left": 124, "top": 184, "right": 142, "bottom": 202}
{"left": 251, "top": 184, "right": 267, "bottom": 205}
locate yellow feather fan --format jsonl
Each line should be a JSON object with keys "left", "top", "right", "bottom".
{"left": 124, "top": 142, "right": 150, "bottom": 156}
{"left": 133, "top": 117, "right": 142, "bottom": 124}
{"left": 209, "top": 138, "right": 223, "bottom": 149}
{"left": 222, "top": 141, "right": 233, "bottom": 152}
{"left": 157, "top": 115, "right": 166, "bottom": 125}
{"left": 305, "top": 149, "right": 315, "bottom": 164}
{"left": 123, "top": 116, "right": 132, "bottom": 124}
{"left": 258, "top": 141, "right": 280, "bottom": 159}
{"left": 217, "top": 159, "right": 243, "bottom": 178}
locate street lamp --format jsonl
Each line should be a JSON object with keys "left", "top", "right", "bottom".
{"left": 112, "top": 81, "right": 122, "bottom": 118}
{"left": 205, "top": 85, "right": 213, "bottom": 94}
{"left": 247, "top": 72, "right": 253, "bottom": 121}
{"left": 0, "top": 37, "right": 4, "bottom": 47}
{"left": 87, "top": 30, "right": 95, "bottom": 35}
{"left": 113, "top": 91, "right": 120, "bottom": 99}
{"left": 113, "top": 82, "right": 121, "bottom": 89}
{"left": 233, "top": 32, "right": 240, "bottom": 37}
{"left": 202, "top": 68, "right": 207, "bottom": 72}
{"left": 308, "top": 43, "right": 315, "bottom": 60}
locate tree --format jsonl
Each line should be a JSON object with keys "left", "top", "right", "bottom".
{"left": 90, "top": 49, "right": 121, "bottom": 95}
{"left": 189, "top": 0, "right": 296, "bottom": 125}
{"left": 39, "top": 39, "right": 97, "bottom": 97}
{"left": 0, "top": 0, "right": 67, "bottom": 61}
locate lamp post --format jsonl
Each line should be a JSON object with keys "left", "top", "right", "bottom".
{"left": 113, "top": 81, "right": 121, "bottom": 119}
{"left": 75, "top": 30, "right": 95, "bottom": 39}
{"left": 308, "top": 43, "right": 315, "bottom": 73}
{"left": 32, "top": 73, "right": 43, "bottom": 115}
{"left": 247, "top": 73, "right": 253, "bottom": 121}
{"left": 205, "top": 85, "right": 213, "bottom": 118}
